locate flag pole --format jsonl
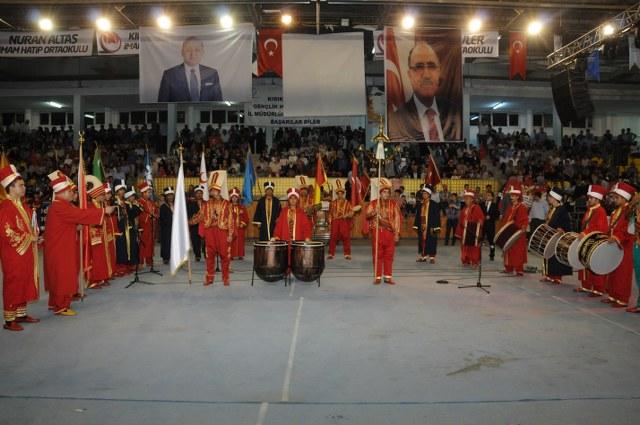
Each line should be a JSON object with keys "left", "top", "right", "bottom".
{"left": 78, "top": 131, "right": 86, "bottom": 300}
{"left": 178, "top": 142, "right": 192, "bottom": 285}
{"left": 372, "top": 115, "right": 389, "bottom": 282}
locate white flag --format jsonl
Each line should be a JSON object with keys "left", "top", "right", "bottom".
{"left": 170, "top": 158, "right": 192, "bottom": 275}
{"left": 370, "top": 178, "right": 381, "bottom": 201}
{"left": 199, "top": 151, "right": 209, "bottom": 201}
{"left": 629, "top": 35, "right": 640, "bottom": 70}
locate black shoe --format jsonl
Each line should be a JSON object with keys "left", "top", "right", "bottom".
{"left": 195, "top": 257, "right": 201, "bottom": 262}
{"left": 490, "top": 257, "right": 495, "bottom": 261}
{"left": 163, "top": 260, "right": 169, "bottom": 265}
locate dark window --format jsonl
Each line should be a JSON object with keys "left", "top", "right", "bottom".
{"left": 572, "top": 117, "right": 586, "bottom": 128}
{"left": 212, "top": 110, "right": 226, "bottom": 124}
{"left": 533, "top": 114, "right": 543, "bottom": 127}
{"left": 15, "top": 113, "right": 25, "bottom": 123}
{"left": 131, "top": 111, "right": 145, "bottom": 125}
{"left": 2, "top": 113, "right": 15, "bottom": 125}
{"left": 469, "top": 113, "right": 480, "bottom": 126}
{"left": 95, "top": 112, "right": 105, "bottom": 125}
{"left": 146, "top": 111, "right": 157, "bottom": 123}
{"left": 509, "top": 114, "right": 519, "bottom": 126}
{"left": 159, "top": 110, "right": 168, "bottom": 123}
{"left": 228, "top": 111, "right": 239, "bottom": 123}
{"left": 492, "top": 113, "right": 507, "bottom": 127}
{"left": 200, "top": 110, "right": 211, "bottom": 123}
{"left": 51, "top": 112, "right": 66, "bottom": 126}
{"left": 119, "top": 112, "right": 129, "bottom": 125}
{"left": 480, "top": 113, "right": 491, "bottom": 125}
{"left": 177, "top": 111, "right": 186, "bottom": 124}
{"left": 40, "top": 113, "right": 50, "bottom": 125}
{"left": 543, "top": 114, "right": 553, "bottom": 127}
{"left": 67, "top": 113, "right": 74, "bottom": 125}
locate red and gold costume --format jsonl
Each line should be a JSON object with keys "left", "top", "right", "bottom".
{"left": 578, "top": 187, "right": 608, "bottom": 294}
{"left": 503, "top": 199, "right": 529, "bottom": 274}
{"left": 456, "top": 200, "right": 484, "bottom": 266}
{"left": 137, "top": 193, "right": 158, "bottom": 267}
{"left": 366, "top": 193, "right": 401, "bottom": 283}
{"left": 230, "top": 193, "right": 249, "bottom": 259}
{"left": 190, "top": 197, "right": 234, "bottom": 285}
{"left": 87, "top": 197, "right": 112, "bottom": 287}
{"left": 274, "top": 205, "right": 313, "bottom": 242}
{"left": 328, "top": 196, "right": 353, "bottom": 258}
{"left": 605, "top": 182, "right": 635, "bottom": 306}
{"left": 0, "top": 194, "right": 39, "bottom": 326}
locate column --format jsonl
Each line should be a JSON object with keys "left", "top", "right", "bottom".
{"left": 72, "top": 93, "right": 83, "bottom": 148}
{"left": 463, "top": 88, "right": 471, "bottom": 145}
{"left": 167, "top": 103, "right": 177, "bottom": 154}
{"left": 24, "top": 109, "right": 32, "bottom": 129}
{"left": 187, "top": 105, "right": 197, "bottom": 130}
{"left": 552, "top": 104, "right": 562, "bottom": 146}
{"left": 104, "top": 107, "right": 111, "bottom": 128}
{"left": 525, "top": 109, "right": 533, "bottom": 135}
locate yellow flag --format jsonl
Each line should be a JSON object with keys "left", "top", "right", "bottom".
{"left": 313, "top": 154, "right": 327, "bottom": 204}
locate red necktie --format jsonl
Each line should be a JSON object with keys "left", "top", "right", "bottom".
{"left": 425, "top": 108, "right": 440, "bottom": 142}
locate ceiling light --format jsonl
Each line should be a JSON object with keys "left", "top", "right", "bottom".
{"left": 220, "top": 15, "right": 233, "bottom": 29}
{"left": 96, "top": 17, "right": 111, "bottom": 32}
{"left": 157, "top": 15, "right": 171, "bottom": 30}
{"left": 84, "top": 114, "right": 95, "bottom": 119}
{"left": 401, "top": 15, "right": 415, "bottom": 30}
{"left": 527, "top": 20, "right": 543, "bottom": 36}
{"left": 281, "top": 14, "right": 293, "bottom": 26}
{"left": 38, "top": 17, "right": 53, "bottom": 31}
{"left": 47, "top": 101, "right": 63, "bottom": 109}
{"left": 603, "top": 24, "right": 615, "bottom": 36}
{"left": 468, "top": 18, "right": 482, "bottom": 33}
{"left": 492, "top": 102, "right": 504, "bottom": 110}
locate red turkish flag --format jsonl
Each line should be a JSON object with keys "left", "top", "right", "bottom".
{"left": 509, "top": 32, "right": 527, "bottom": 80}
{"left": 425, "top": 154, "right": 441, "bottom": 187}
{"left": 258, "top": 28, "right": 283, "bottom": 77}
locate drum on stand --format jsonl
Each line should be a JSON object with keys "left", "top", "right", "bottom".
{"left": 494, "top": 221, "right": 524, "bottom": 252}
{"left": 291, "top": 241, "right": 325, "bottom": 286}
{"left": 577, "top": 232, "right": 623, "bottom": 275}
{"left": 252, "top": 241, "right": 289, "bottom": 285}
{"left": 463, "top": 222, "right": 482, "bottom": 247}
{"left": 312, "top": 202, "right": 331, "bottom": 241}
{"left": 553, "top": 232, "right": 584, "bottom": 270}
{"left": 528, "top": 223, "right": 562, "bottom": 259}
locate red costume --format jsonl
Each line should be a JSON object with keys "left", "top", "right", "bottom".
{"left": 0, "top": 192, "right": 39, "bottom": 328}
{"left": 191, "top": 197, "right": 233, "bottom": 285}
{"left": 503, "top": 201, "right": 529, "bottom": 274}
{"left": 230, "top": 189, "right": 249, "bottom": 259}
{"left": 87, "top": 198, "right": 113, "bottom": 287}
{"left": 605, "top": 182, "right": 636, "bottom": 306}
{"left": 137, "top": 193, "right": 158, "bottom": 267}
{"left": 106, "top": 205, "right": 118, "bottom": 277}
{"left": 274, "top": 205, "right": 313, "bottom": 242}
{"left": 366, "top": 188, "right": 401, "bottom": 283}
{"left": 456, "top": 200, "right": 484, "bottom": 266}
{"left": 44, "top": 173, "right": 105, "bottom": 314}
{"left": 579, "top": 196, "right": 608, "bottom": 294}
{"left": 328, "top": 196, "right": 353, "bottom": 258}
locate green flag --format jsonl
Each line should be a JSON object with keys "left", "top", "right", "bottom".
{"left": 92, "top": 145, "right": 105, "bottom": 181}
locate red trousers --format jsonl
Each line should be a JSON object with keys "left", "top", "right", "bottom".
{"left": 579, "top": 270, "right": 606, "bottom": 294}
{"left": 49, "top": 291, "right": 72, "bottom": 312}
{"left": 371, "top": 228, "right": 395, "bottom": 278}
{"left": 204, "top": 227, "right": 230, "bottom": 284}
{"left": 89, "top": 243, "right": 112, "bottom": 283}
{"left": 606, "top": 241, "right": 633, "bottom": 304}
{"left": 139, "top": 222, "right": 154, "bottom": 266}
{"left": 504, "top": 236, "right": 527, "bottom": 273}
{"left": 231, "top": 228, "right": 246, "bottom": 259}
{"left": 329, "top": 219, "right": 351, "bottom": 256}
{"left": 461, "top": 245, "right": 481, "bottom": 265}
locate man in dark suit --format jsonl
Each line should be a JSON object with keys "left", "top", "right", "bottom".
{"left": 157, "top": 36, "right": 223, "bottom": 102}
{"left": 481, "top": 191, "right": 500, "bottom": 260}
{"left": 388, "top": 41, "right": 461, "bottom": 142}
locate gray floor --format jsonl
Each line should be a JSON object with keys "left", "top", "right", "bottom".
{"left": 1, "top": 241, "right": 639, "bottom": 425}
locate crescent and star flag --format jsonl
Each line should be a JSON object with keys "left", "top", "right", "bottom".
{"left": 242, "top": 151, "right": 256, "bottom": 206}
{"left": 170, "top": 152, "right": 192, "bottom": 275}
{"left": 384, "top": 26, "right": 405, "bottom": 115}
{"left": 350, "top": 156, "right": 363, "bottom": 208}
{"left": 258, "top": 28, "right": 283, "bottom": 77}
{"left": 426, "top": 154, "right": 441, "bottom": 187}
{"left": 509, "top": 32, "right": 527, "bottom": 80}
{"left": 199, "top": 150, "right": 209, "bottom": 201}
{"left": 314, "top": 154, "right": 327, "bottom": 205}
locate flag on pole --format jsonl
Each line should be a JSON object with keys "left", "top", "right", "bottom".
{"left": 242, "top": 151, "right": 256, "bottom": 206}
{"left": 350, "top": 156, "right": 363, "bottom": 209}
{"left": 78, "top": 141, "right": 91, "bottom": 278}
{"left": 425, "top": 154, "right": 441, "bottom": 187}
{"left": 384, "top": 26, "right": 406, "bottom": 115}
{"left": 170, "top": 151, "right": 192, "bottom": 275}
{"left": 313, "top": 154, "right": 327, "bottom": 205}
{"left": 199, "top": 150, "right": 209, "bottom": 201}
{"left": 509, "top": 32, "right": 527, "bottom": 80}
{"left": 92, "top": 145, "right": 105, "bottom": 182}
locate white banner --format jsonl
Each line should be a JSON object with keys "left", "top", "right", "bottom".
{"left": 282, "top": 32, "right": 366, "bottom": 117}
{"left": 461, "top": 31, "right": 499, "bottom": 58}
{"left": 629, "top": 35, "right": 640, "bottom": 70}
{"left": 139, "top": 24, "right": 254, "bottom": 103}
{"left": 96, "top": 29, "right": 139, "bottom": 55}
{"left": 245, "top": 83, "right": 355, "bottom": 127}
{"left": 0, "top": 29, "right": 93, "bottom": 57}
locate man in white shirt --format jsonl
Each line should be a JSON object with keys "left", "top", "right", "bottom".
{"left": 528, "top": 191, "right": 548, "bottom": 235}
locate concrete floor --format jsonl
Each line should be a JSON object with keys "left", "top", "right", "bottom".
{"left": 1, "top": 241, "right": 639, "bottom": 425}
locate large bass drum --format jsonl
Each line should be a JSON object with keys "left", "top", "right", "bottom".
{"left": 528, "top": 223, "right": 562, "bottom": 259}
{"left": 253, "top": 241, "right": 289, "bottom": 283}
{"left": 291, "top": 241, "right": 325, "bottom": 284}
{"left": 577, "top": 232, "right": 623, "bottom": 275}
{"left": 494, "top": 221, "right": 524, "bottom": 252}
{"left": 554, "top": 232, "right": 584, "bottom": 270}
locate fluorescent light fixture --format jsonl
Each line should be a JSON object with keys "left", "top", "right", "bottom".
{"left": 471, "top": 115, "right": 479, "bottom": 121}
{"left": 224, "top": 101, "right": 232, "bottom": 106}
{"left": 47, "top": 101, "right": 63, "bottom": 109}
{"left": 492, "top": 102, "right": 504, "bottom": 110}
{"left": 84, "top": 114, "right": 95, "bottom": 119}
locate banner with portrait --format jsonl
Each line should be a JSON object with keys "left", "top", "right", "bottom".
{"left": 96, "top": 29, "right": 139, "bottom": 55}
{"left": 384, "top": 27, "right": 463, "bottom": 143}
{"left": 139, "top": 24, "right": 254, "bottom": 103}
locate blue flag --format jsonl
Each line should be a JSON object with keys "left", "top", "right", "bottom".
{"left": 586, "top": 50, "right": 600, "bottom": 82}
{"left": 144, "top": 148, "right": 154, "bottom": 199}
{"left": 242, "top": 152, "right": 256, "bottom": 206}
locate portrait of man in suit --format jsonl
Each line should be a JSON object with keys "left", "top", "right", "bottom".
{"left": 157, "top": 36, "right": 223, "bottom": 102}
{"left": 388, "top": 41, "right": 462, "bottom": 142}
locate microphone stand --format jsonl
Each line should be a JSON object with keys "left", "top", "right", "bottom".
{"left": 138, "top": 212, "right": 162, "bottom": 277}
{"left": 458, "top": 241, "right": 491, "bottom": 294}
